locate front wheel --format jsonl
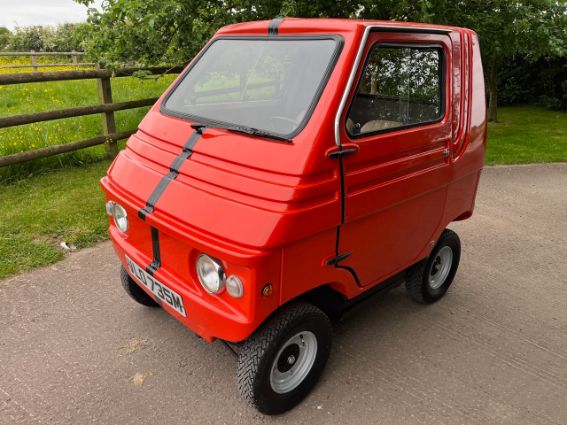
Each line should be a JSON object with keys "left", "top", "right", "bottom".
{"left": 405, "top": 229, "right": 461, "bottom": 304}
{"left": 120, "top": 266, "right": 159, "bottom": 307}
{"left": 237, "top": 302, "right": 332, "bottom": 415}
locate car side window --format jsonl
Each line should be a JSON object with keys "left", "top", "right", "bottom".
{"left": 346, "top": 45, "right": 443, "bottom": 137}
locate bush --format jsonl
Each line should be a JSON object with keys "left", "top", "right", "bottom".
{"left": 7, "top": 23, "right": 88, "bottom": 52}
{"left": 499, "top": 57, "right": 567, "bottom": 111}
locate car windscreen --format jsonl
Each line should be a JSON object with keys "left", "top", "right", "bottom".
{"left": 162, "top": 38, "right": 340, "bottom": 139}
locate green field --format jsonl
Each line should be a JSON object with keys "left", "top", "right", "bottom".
{"left": 0, "top": 73, "right": 177, "bottom": 181}
{"left": 0, "top": 90, "right": 566, "bottom": 278}
{"left": 0, "top": 54, "right": 89, "bottom": 74}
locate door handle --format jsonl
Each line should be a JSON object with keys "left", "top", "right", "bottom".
{"left": 327, "top": 143, "right": 360, "bottom": 159}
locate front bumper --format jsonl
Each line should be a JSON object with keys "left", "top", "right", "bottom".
{"left": 110, "top": 225, "right": 269, "bottom": 342}
{"left": 102, "top": 177, "right": 280, "bottom": 343}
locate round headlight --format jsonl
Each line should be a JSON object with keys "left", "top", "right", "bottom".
{"left": 196, "top": 254, "right": 225, "bottom": 294}
{"left": 112, "top": 203, "right": 128, "bottom": 233}
{"left": 226, "top": 275, "right": 244, "bottom": 298}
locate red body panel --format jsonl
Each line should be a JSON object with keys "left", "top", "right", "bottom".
{"left": 101, "top": 18, "right": 486, "bottom": 342}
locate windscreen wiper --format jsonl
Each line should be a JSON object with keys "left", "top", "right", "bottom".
{"left": 219, "top": 124, "right": 292, "bottom": 142}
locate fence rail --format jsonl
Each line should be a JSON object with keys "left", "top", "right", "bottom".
{"left": 0, "top": 51, "right": 92, "bottom": 72}
{"left": 0, "top": 98, "right": 159, "bottom": 129}
{"left": 0, "top": 63, "right": 96, "bottom": 70}
{"left": 0, "top": 66, "right": 184, "bottom": 167}
{"left": 0, "top": 130, "right": 136, "bottom": 168}
{"left": 0, "top": 66, "right": 183, "bottom": 85}
{"left": 0, "top": 51, "right": 86, "bottom": 56}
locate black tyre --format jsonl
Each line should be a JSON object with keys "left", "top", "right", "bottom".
{"left": 405, "top": 229, "right": 461, "bottom": 304}
{"left": 120, "top": 266, "right": 159, "bottom": 307}
{"left": 237, "top": 302, "right": 332, "bottom": 415}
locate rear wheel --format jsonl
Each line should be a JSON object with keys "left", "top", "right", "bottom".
{"left": 120, "top": 266, "right": 159, "bottom": 307}
{"left": 405, "top": 229, "right": 461, "bottom": 304}
{"left": 237, "top": 302, "right": 332, "bottom": 415}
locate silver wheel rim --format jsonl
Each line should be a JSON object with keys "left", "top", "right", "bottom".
{"left": 428, "top": 246, "right": 453, "bottom": 290}
{"left": 270, "top": 331, "right": 318, "bottom": 394}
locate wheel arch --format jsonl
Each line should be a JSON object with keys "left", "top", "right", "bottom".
{"left": 292, "top": 283, "right": 348, "bottom": 321}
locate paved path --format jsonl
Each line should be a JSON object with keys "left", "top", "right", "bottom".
{"left": 1, "top": 164, "right": 567, "bottom": 425}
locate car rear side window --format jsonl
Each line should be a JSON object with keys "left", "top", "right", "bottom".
{"left": 347, "top": 45, "right": 444, "bottom": 137}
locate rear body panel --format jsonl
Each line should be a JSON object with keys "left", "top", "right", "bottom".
{"left": 101, "top": 18, "right": 486, "bottom": 342}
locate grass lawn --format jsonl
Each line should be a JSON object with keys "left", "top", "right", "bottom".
{"left": 487, "top": 106, "right": 567, "bottom": 165}
{"left": 0, "top": 160, "right": 110, "bottom": 279}
{"left": 0, "top": 101, "right": 565, "bottom": 279}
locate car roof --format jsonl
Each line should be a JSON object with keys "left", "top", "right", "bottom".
{"left": 216, "top": 18, "right": 470, "bottom": 37}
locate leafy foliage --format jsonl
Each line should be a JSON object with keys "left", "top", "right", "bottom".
{"left": 398, "top": 0, "right": 567, "bottom": 121}
{"left": 75, "top": 0, "right": 566, "bottom": 120}
{"left": 6, "top": 23, "right": 89, "bottom": 52}
{"left": 74, "top": 0, "right": 375, "bottom": 66}
{"left": 500, "top": 56, "right": 567, "bottom": 111}
{"left": 0, "top": 27, "right": 11, "bottom": 50}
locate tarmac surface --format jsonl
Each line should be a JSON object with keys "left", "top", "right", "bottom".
{"left": 1, "top": 163, "right": 567, "bottom": 425}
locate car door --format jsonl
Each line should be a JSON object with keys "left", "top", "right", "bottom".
{"left": 337, "top": 30, "right": 454, "bottom": 287}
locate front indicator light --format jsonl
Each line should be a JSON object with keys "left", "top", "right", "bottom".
{"left": 105, "top": 201, "right": 115, "bottom": 216}
{"left": 226, "top": 275, "right": 244, "bottom": 298}
{"left": 196, "top": 254, "right": 225, "bottom": 294}
{"left": 112, "top": 203, "right": 128, "bottom": 233}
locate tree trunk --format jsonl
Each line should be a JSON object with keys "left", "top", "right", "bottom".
{"left": 487, "top": 65, "right": 498, "bottom": 122}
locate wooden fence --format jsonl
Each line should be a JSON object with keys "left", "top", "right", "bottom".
{"left": 0, "top": 66, "right": 184, "bottom": 167}
{"left": 0, "top": 51, "right": 95, "bottom": 72}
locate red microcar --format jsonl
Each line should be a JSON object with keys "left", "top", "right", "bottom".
{"left": 101, "top": 18, "right": 486, "bottom": 414}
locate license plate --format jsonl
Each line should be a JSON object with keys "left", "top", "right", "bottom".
{"left": 125, "top": 255, "right": 186, "bottom": 317}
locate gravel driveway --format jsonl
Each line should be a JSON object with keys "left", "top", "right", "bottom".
{"left": 1, "top": 163, "right": 566, "bottom": 425}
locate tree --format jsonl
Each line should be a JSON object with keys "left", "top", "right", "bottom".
{"left": 7, "top": 23, "right": 88, "bottom": 52}
{"left": 76, "top": 0, "right": 567, "bottom": 121}
{"left": 355, "top": 0, "right": 567, "bottom": 121}
{"left": 75, "top": 0, "right": 226, "bottom": 66}
{"left": 50, "top": 23, "right": 90, "bottom": 52}
{"left": 74, "top": 0, "right": 365, "bottom": 66}
{"left": 500, "top": 55, "right": 567, "bottom": 111}
{"left": 8, "top": 26, "right": 51, "bottom": 51}
{"left": 0, "top": 27, "right": 11, "bottom": 51}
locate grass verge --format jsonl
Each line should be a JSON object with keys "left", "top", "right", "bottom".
{"left": 487, "top": 106, "right": 567, "bottom": 165}
{"left": 0, "top": 160, "right": 110, "bottom": 279}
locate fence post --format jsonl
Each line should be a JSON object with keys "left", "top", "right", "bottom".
{"left": 96, "top": 64, "right": 118, "bottom": 158}
{"left": 31, "top": 50, "right": 38, "bottom": 72}
{"left": 71, "top": 51, "right": 78, "bottom": 68}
